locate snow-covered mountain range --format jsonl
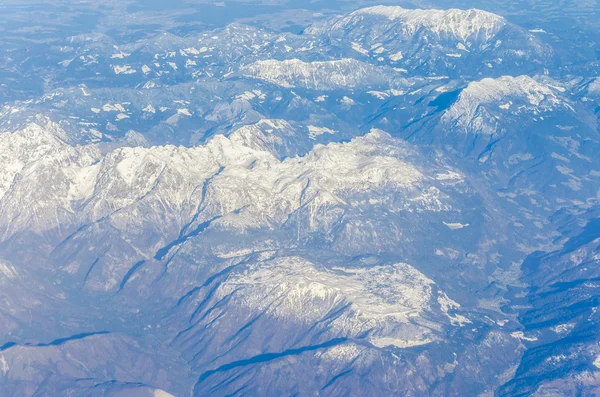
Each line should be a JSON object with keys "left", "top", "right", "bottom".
{"left": 1, "top": 3, "right": 600, "bottom": 396}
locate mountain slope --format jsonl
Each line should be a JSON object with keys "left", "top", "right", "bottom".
{"left": 306, "top": 6, "right": 551, "bottom": 77}
{"left": 1, "top": 3, "right": 600, "bottom": 396}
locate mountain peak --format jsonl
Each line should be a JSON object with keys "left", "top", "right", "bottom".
{"left": 443, "top": 75, "right": 567, "bottom": 135}
{"left": 339, "top": 6, "right": 507, "bottom": 43}
{"left": 459, "top": 75, "right": 558, "bottom": 104}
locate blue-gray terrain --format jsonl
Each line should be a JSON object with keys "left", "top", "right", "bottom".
{"left": 1, "top": 0, "right": 600, "bottom": 396}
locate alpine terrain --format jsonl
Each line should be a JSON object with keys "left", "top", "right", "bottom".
{"left": 1, "top": 1, "right": 600, "bottom": 396}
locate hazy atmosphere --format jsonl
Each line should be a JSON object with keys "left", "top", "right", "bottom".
{"left": 1, "top": 0, "right": 600, "bottom": 396}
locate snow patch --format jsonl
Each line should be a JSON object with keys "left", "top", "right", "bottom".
{"left": 443, "top": 222, "right": 469, "bottom": 230}
{"left": 113, "top": 65, "right": 136, "bottom": 75}
{"left": 351, "top": 42, "right": 369, "bottom": 55}
{"left": 111, "top": 52, "right": 130, "bottom": 59}
{"left": 154, "top": 390, "right": 176, "bottom": 397}
{"left": 307, "top": 125, "right": 336, "bottom": 139}
{"left": 0, "top": 259, "right": 17, "bottom": 280}
{"left": 511, "top": 331, "right": 538, "bottom": 342}
{"left": 143, "top": 104, "right": 156, "bottom": 114}
{"left": 389, "top": 52, "right": 403, "bottom": 61}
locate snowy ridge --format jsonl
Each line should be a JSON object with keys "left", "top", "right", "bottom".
{"left": 350, "top": 6, "right": 506, "bottom": 43}
{"left": 0, "top": 123, "right": 455, "bottom": 244}
{"left": 301, "top": 5, "right": 548, "bottom": 77}
{"left": 456, "top": 75, "right": 559, "bottom": 106}
{"left": 219, "top": 256, "right": 462, "bottom": 347}
{"left": 443, "top": 75, "right": 567, "bottom": 135}
{"left": 229, "top": 119, "right": 304, "bottom": 158}
{"left": 242, "top": 58, "right": 391, "bottom": 89}
{"left": 3, "top": 2, "right": 600, "bottom": 396}
{"left": 307, "top": 6, "right": 508, "bottom": 45}
{"left": 0, "top": 121, "right": 85, "bottom": 201}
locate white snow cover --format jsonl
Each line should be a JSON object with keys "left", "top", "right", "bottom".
{"left": 0, "top": 122, "right": 456, "bottom": 240}
{"left": 443, "top": 75, "right": 566, "bottom": 134}
{"left": 224, "top": 258, "right": 436, "bottom": 321}
{"left": 310, "top": 6, "right": 507, "bottom": 44}
{"left": 457, "top": 75, "right": 558, "bottom": 106}
{"left": 0, "top": 259, "right": 18, "bottom": 281}
{"left": 307, "top": 125, "right": 336, "bottom": 139}
{"left": 0, "top": 122, "right": 73, "bottom": 200}
{"left": 219, "top": 256, "right": 462, "bottom": 346}
{"left": 588, "top": 78, "right": 600, "bottom": 95}
{"left": 113, "top": 65, "right": 136, "bottom": 75}
{"left": 154, "top": 390, "right": 176, "bottom": 397}
{"left": 228, "top": 118, "right": 303, "bottom": 158}
{"left": 242, "top": 58, "right": 389, "bottom": 90}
